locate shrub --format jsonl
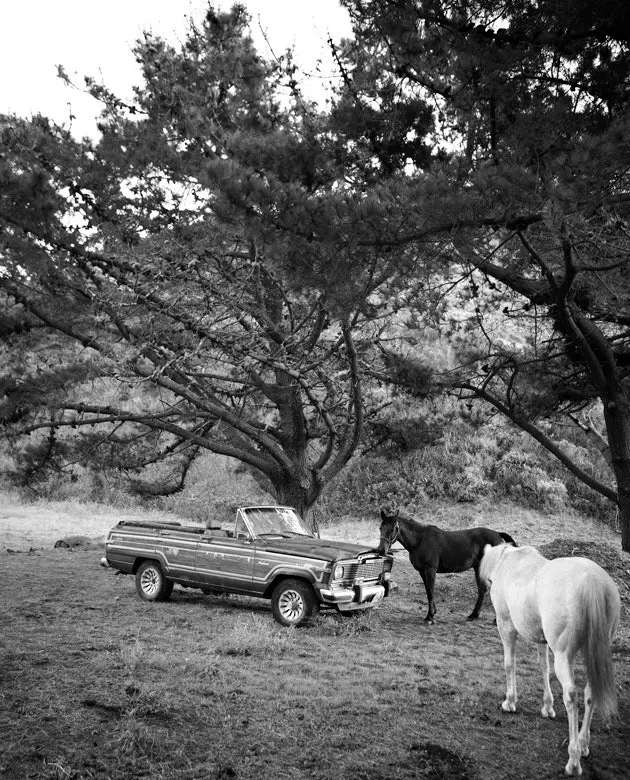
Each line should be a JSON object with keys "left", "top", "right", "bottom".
{"left": 321, "top": 415, "right": 614, "bottom": 523}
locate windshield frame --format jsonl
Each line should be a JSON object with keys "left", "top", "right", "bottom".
{"left": 238, "top": 506, "right": 312, "bottom": 539}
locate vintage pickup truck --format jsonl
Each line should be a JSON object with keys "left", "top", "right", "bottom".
{"left": 100, "top": 505, "right": 396, "bottom": 627}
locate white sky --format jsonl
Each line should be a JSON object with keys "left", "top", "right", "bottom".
{"left": 2, "top": 0, "right": 352, "bottom": 138}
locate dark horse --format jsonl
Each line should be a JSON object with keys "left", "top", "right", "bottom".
{"left": 378, "top": 509, "right": 516, "bottom": 623}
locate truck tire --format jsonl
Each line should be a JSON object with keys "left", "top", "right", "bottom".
{"left": 135, "top": 560, "right": 174, "bottom": 602}
{"left": 271, "top": 578, "right": 319, "bottom": 627}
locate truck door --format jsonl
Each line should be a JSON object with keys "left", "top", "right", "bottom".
{"left": 157, "top": 528, "right": 198, "bottom": 585}
{"left": 196, "top": 530, "right": 255, "bottom": 593}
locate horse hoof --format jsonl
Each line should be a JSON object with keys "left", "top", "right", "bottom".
{"left": 424, "top": 617, "right": 435, "bottom": 625}
{"left": 467, "top": 613, "right": 479, "bottom": 621}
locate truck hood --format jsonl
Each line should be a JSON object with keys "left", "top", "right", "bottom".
{"left": 257, "top": 535, "right": 379, "bottom": 561}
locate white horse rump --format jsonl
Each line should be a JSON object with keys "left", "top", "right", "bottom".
{"left": 480, "top": 543, "right": 620, "bottom": 776}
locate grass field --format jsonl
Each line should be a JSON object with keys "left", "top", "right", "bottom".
{"left": 1, "top": 493, "right": 628, "bottom": 779}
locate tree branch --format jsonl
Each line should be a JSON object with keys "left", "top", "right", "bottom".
{"left": 458, "top": 382, "right": 618, "bottom": 503}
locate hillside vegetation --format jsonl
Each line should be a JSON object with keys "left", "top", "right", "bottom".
{"left": 2, "top": 397, "right": 616, "bottom": 541}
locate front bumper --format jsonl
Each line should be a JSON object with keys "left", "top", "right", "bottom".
{"left": 317, "top": 579, "right": 397, "bottom": 610}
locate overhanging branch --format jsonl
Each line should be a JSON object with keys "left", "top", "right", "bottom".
{"left": 458, "top": 382, "right": 618, "bottom": 504}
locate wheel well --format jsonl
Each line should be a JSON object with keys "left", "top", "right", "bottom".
{"left": 263, "top": 574, "right": 314, "bottom": 599}
{"left": 132, "top": 557, "right": 159, "bottom": 575}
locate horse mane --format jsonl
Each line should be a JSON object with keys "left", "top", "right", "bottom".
{"left": 392, "top": 512, "right": 428, "bottom": 530}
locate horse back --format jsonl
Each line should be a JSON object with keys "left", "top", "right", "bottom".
{"left": 439, "top": 527, "right": 506, "bottom": 570}
{"left": 432, "top": 527, "right": 497, "bottom": 572}
{"left": 537, "top": 557, "right": 620, "bottom": 628}
{"left": 403, "top": 521, "right": 514, "bottom": 573}
{"left": 494, "top": 552, "right": 620, "bottom": 651}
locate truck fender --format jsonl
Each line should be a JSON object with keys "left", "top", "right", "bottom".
{"left": 131, "top": 555, "right": 164, "bottom": 575}
{"left": 261, "top": 569, "right": 319, "bottom": 599}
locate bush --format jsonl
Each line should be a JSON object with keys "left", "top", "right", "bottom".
{"left": 321, "top": 416, "right": 614, "bottom": 523}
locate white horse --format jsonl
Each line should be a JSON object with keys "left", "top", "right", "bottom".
{"left": 480, "top": 543, "right": 620, "bottom": 776}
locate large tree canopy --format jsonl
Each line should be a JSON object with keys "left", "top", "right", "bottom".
{"left": 0, "top": 5, "right": 435, "bottom": 515}
{"left": 334, "top": 0, "right": 630, "bottom": 548}
{"left": 3, "top": 0, "right": 630, "bottom": 548}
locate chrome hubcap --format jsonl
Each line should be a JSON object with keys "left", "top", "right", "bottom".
{"left": 278, "top": 589, "right": 305, "bottom": 622}
{"left": 141, "top": 568, "right": 160, "bottom": 596}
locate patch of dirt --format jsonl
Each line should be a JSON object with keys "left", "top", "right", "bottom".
{"left": 409, "top": 742, "right": 475, "bottom": 779}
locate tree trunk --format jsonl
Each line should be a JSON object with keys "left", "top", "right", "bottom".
{"left": 273, "top": 471, "right": 323, "bottom": 522}
{"left": 602, "top": 395, "right": 630, "bottom": 552}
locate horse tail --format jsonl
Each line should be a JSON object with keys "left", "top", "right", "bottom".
{"left": 499, "top": 531, "right": 517, "bottom": 546}
{"left": 583, "top": 576, "right": 620, "bottom": 719}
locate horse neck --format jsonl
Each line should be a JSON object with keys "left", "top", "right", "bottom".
{"left": 397, "top": 517, "right": 422, "bottom": 549}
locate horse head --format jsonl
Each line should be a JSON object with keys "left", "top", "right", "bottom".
{"left": 479, "top": 542, "right": 512, "bottom": 585}
{"left": 377, "top": 509, "right": 400, "bottom": 555}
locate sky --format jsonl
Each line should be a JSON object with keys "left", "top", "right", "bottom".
{"left": 2, "top": 0, "right": 352, "bottom": 139}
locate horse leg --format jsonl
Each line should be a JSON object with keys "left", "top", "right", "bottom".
{"left": 554, "top": 652, "right": 582, "bottom": 776}
{"left": 467, "top": 564, "right": 486, "bottom": 620}
{"left": 577, "top": 681, "right": 594, "bottom": 759}
{"left": 538, "top": 644, "right": 556, "bottom": 718}
{"left": 420, "top": 567, "right": 437, "bottom": 623}
{"left": 496, "top": 616, "right": 518, "bottom": 712}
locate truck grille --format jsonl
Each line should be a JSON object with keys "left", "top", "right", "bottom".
{"left": 342, "top": 559, "right": 383, "bottom": 583}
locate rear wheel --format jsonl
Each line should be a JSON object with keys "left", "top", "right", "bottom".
{"left": 135, "top": 560, "right": 173, "bottom": 602}
{"left": 271, "top": 578, "right": 319, "bottom": 627}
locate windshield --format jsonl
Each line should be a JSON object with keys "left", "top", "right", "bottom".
{"left": 242, "top": 507, "right": 312, "bottom": 538}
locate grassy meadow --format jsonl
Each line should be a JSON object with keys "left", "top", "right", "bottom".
{"left": 1, "top": 487, "right": 628, "bottom": 780}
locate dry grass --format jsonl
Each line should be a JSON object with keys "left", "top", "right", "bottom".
{"left": 0, "top": 490, "right": 189, "bottom": 551}
{"left": 1, "top": 492, "right": 628, "bottom": 780}
{"left": 0, "top": 486, "right": 620, "bottom": 552}
{"left": 319, "top": 500, "right": 622, "bottom": 549}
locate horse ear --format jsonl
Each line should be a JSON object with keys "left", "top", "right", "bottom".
{"left": 380, "top": 509, "right": 387, "bottom": 521}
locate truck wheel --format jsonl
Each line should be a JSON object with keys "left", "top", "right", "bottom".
{"left": 271, "top": 578, "right": 319, "bottom": 627}
{"left": 135, "top": 560, "right": 173, "bottom": 602}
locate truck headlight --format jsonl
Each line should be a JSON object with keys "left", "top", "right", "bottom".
{"left": 383, "top": 558, "right": 393, "bottom": 573}
{"left": 333, "top": 564, "right": 345, "bottom": 580}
